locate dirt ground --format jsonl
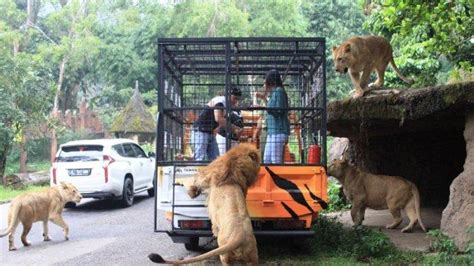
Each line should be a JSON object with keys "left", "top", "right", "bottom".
{"left": 331, "top": 208, "right": 442, "bottom": 252}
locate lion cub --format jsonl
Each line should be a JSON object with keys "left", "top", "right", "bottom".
{"left": 332, "top": 35, "right": 414, "bottom": 98}
{"left": 0, "top": 182, "right": 82, "bottom": 251}
{"left": 328, "top": 159, "right": 426, "bottom": 233}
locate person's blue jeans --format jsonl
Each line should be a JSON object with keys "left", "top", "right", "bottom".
{"left": 191, "top": 130, "right": 219, "bottom": 161}
{"left": 263, "top": 133, "right": 288, "bottom": 164}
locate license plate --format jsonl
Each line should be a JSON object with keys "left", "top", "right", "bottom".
{"left": 68, "top": 168, "right": 91, "bottom": 176}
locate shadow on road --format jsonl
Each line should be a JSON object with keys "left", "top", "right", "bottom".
{"left": 67, "top": 195, "right": 152, "bottom": 212}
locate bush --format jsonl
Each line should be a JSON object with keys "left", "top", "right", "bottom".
{"left": 425, "top": 229, "right": 473, "bottom": 264}
{"left": 312, "top": 216, "right": 402, "bottom": 262}
{"left": 325, "top": 180, "right": 350, "bottom": 212}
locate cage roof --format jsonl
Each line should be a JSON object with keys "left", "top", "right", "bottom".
{"left": 158, "top": 37, "right": 325, "bottom": 78}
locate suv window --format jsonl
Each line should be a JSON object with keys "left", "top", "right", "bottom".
{"left": 58, "top": 145, "right": 103, "bottom": 162}
{"left": 131, "top": 144, "right": 147, "bottom": 158}
{"left": 122, "top": 144, "right": 137, "bottom": 158}
{"left": 112, "top": 144, "right": 125, "bottom": 156}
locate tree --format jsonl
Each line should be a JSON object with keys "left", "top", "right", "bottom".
{"left": 365, "top": 0, "right": 473, "bottom": 87}
{"left": 304, "top": 0, "right": 368, "bottom": 100}
{"left": 0, "top": 0, "right": 53, "bottom": 176}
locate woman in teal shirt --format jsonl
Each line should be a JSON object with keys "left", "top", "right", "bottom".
{"left": 257, "top": 69, "right": 290, "bottom": 163}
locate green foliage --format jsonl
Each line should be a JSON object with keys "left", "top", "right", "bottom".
{"left": 425, "top": 229, "right": 473, "bottom": 264}
{"left": 303, "top": 0, "right": 368, "bottom": 100}
{"left": 0, "top": 184, "right": 48, "bottom": 202}
{"left": 325, "top": 180, "right": 350, "bottom": 212}
{"left": 365, "top": 0, "right": 474, "bottom": 88}
{"left": 312, "top": 216, "right": 399, "bottom": 261}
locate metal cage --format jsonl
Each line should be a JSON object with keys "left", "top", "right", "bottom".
{"left": 156, "top": 37, "right": 327, "bottom": 167}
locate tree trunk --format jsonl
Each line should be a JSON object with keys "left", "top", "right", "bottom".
{"left": 0, "top": 143, "right": 11, "bottom": 185}
{"left": 19, "top": 132, "right": 27, "bottom": 173}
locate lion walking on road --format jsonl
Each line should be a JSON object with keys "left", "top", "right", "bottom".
{"left": 0, "top": 182, "right": 82, "bottom": 251}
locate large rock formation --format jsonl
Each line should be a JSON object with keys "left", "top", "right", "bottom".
{"left": 327, "top": 82, "right": 474, "bottom": 250}
{"left": 441, "top": 112, "right": 474, "bottom": 250}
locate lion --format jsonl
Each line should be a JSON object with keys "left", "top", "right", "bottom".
{"left": 149, "top": 143, "right": 261, "bottom": 265}
{"left": 0, "top": 182, "right": 82, "bottom": 251}
{"left": 327, "top": 159, "right": 426, "bottom": 233}
{"left": 332, "top": 35, "right": 414, "bottom": 98}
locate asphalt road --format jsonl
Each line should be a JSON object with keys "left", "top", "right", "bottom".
{"left": 0, "top": 193, "right": 202, "bottom": 265}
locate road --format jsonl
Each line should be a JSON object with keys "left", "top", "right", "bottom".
{"left": 0, "top": 193, "right": 202, "bottom": 265}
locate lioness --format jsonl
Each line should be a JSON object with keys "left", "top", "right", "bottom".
{"left": 149, "top": 143, "right": 261, "bottom": 265}
{"left": 0, "top": 182, "right": 82, "bottom": 251}
{"left": 327, "top": 159, "right": 426, "bottom": 233}
{"left": 332, "top": 35, "right": 414, "bottom": 98}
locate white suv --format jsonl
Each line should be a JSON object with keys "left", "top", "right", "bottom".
{"left": 50, "top": 138, "right": 155, "bottom": 207}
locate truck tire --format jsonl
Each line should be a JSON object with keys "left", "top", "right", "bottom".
{"left": 184, "top": 237, "right": 199, "bottom": 251}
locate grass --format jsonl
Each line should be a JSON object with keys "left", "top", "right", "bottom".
{"left": 0, "top": 184, "right": 48, "bottom": 202}
{"left": 259, "top": 215, "right": 474, "bottom": 265}
{"left": 4, "top": 160, "right": 51, "bottom": 176}
{"left": 259, "top": 215, "right": 423, "bottom": 264}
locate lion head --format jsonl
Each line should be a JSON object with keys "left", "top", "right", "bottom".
{"left": 327, "top": 159, "right": 350, "bottom": 179}
{"left": 58, "top": 182, "right": 82, "bottom": 203}
{"left": 332, "top": 43, "right": 356, "bottom": 74}
{"left": 186, "top": 144, "right": 261, "bottom": 198}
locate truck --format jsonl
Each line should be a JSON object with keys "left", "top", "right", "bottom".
{"left": 154, "top": 37, "right": 328, "bottom": 250}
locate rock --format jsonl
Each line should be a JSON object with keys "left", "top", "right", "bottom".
{"left": 3, "top": 174, "right": 26, "bottom": 190}
{"left": 328, "top": 137, "right": 349, "bottom": 162}
{"left": 441, "top": 112, "right": 474, "bottom": 251}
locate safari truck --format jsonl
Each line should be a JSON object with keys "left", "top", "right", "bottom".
{"left": 154, "top": 37, "right": 328, "bottom": 250}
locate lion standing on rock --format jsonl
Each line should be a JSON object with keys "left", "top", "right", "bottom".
{"left": 328, "top": 159, "right": 426, "bottom": 233}
{"left": 0, "top": 182, "right": 82, "bottom": 251}
{"left": 332, "top": 35, "right": 414, "bottom": 98}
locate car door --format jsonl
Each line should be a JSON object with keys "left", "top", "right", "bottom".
{"left": 121, "top": 143, "right": 142, "bottom": 190}
{"left": 131, "top": 143, "right": 153, "bottom": 188}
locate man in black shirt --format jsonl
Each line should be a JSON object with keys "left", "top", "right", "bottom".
{"left": 216, "top": 109, "right": 243, "bottom": 155}
{"left": 192, "top": 87, "right": 242, "bottom": 160}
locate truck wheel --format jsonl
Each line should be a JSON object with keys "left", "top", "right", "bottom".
{"left": 184, "top": 237, "right": 199, "bottom": 251}
{"left": 121, "top": 177, "right": 134, "bottom": 207}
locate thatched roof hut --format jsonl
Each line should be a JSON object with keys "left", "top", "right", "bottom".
{"left": 110, "top": 87, "right": 156, "bottom": 143}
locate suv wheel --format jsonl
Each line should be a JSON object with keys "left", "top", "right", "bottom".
{"left": 147, "top": 187, "right": 155, "bottom": 197}
{"left": 147, "top": 171, "right": 156, "bottom": 197}
{"left": 184, "top": 237, "right": 199, "bottom": 251}
{"left": 121, "top": 177, "right": 134, "bottom": 207}
{"left": 64, "top": 202, "right": 77, "bottom": 209}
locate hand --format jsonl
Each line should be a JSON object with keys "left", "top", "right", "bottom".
{"left": 255, "top": 92, "right": 267, "bottom": 100}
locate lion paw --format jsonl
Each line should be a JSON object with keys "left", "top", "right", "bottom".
{"left": 44, "top": 236, "right": 51, "bottom": 241}
{"left": 9, "top": 246, "right": 17, "bottom": 251}
{"left": 65, "top": 236, "right": 69, "bottom": 241}
{"left": 22, "top": 241, "right": 31, "bottom": 247}
{"left": 187, "top": 185, "right": 201, "bottom": 198}
{"left": 401, "top": 227, "right": 413, "bottom": 233}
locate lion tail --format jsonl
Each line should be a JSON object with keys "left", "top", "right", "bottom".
{"left": 0, "top": 201, "right": 20, "bottom": 237}
{"left": 411, "top": 184, "right": 427, "bottom": 232}
{"left": 148, "top": 231, "right": 244, "bottom": 264}
{"left": 390, "top": 58, "right": 414, "bottom": 84}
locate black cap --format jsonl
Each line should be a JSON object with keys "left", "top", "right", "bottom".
{"left": 230, "top": 86, "right": 242, "bottom": 97}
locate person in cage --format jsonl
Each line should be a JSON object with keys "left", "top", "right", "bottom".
{"left": 191, "top": 86, "right": 242, "bottom": 160}
{"left": 256, "top": 69, "right": 290, "bottom": 164}
{"left": 216, "top": 107, "right": 243, "bottom": 156}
